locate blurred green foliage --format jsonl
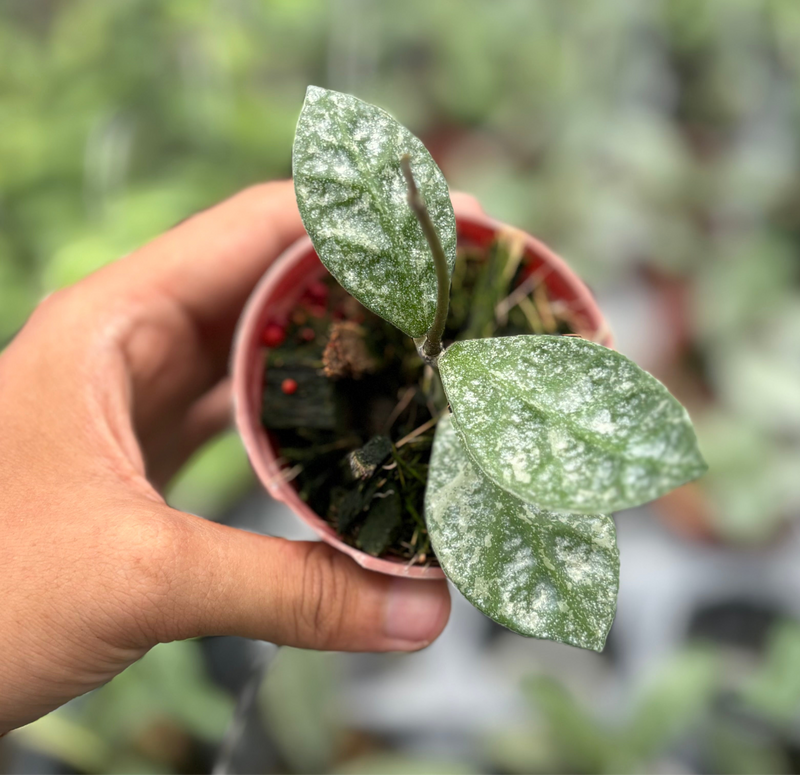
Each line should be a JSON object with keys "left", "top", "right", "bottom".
{"left": 492, "top": 628, "right": 800, "bottom": 774}
{"left": 741, "top": 621, "right": 800, "bottom": 727}
{"left": 166, "top": 430, "right": 255, "bottom": 517}
{"left": 334, "top": 755, "right": 478, "bottom": 775}
{"left": 489, "top": 648, "right": 720, "bottom": 773}
{"left": 4, "top": 0, "right": 800, "bottom": 318}
{"left": 37, "top": 633, "right": 800, "bottom": 775}
{"left": 259, "top": 648, "right": 340, "bottom": 774}
{"left": 13, "top": 641, "right": 234, "bottom": 773}
{"left": 0, "top": 0, "right": 328, "bottom": 344}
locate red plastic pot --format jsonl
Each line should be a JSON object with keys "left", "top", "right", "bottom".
{"left": 655, "top": 480, "right": 791, "bottom": 548}
{"left": 232, "top": 205, "right": 613, "bottom": 579}
{"left": 655, "top": 482, "right": 719, "bottom": 544}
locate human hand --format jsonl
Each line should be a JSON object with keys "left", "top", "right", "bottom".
{"left": 0, "top": 183, "right": 481, "bottom": 733}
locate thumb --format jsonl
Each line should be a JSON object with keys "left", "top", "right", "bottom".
{"left": 150, "top": 511, "right": 451, "bottom": 652}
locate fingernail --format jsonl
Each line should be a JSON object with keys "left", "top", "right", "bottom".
{"left": 383, "top": 579, "right": 449, "bottom": 647}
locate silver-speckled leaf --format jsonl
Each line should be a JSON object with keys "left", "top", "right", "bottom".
{"left": 439, "top": 335, "right": 707, "bottom": 514}
{"left": 293, "top": 86, "right": 457, "bottom": 338}
{"left": 426, "top": 414, "right": 619, "bottom": 651}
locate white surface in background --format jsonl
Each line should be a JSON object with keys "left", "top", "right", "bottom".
{"left": 595, "top": 278, "right": 674, "bottom": 373}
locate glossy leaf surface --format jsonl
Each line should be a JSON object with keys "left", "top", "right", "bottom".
{"left": 293, "top": 86, "right": 457, "bottom": 337}
{"left": 439, "top": 335, "right": 707, "bottom": 513}
{"left": 425, "top": 414, "right": 619, "bottom": 651}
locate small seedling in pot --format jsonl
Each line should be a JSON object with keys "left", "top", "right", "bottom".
{"left": 290, "top": 86, "right": 707, "bottom": 651}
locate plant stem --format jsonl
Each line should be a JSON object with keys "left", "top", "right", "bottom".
{"left": 395, "top": 409, "right": 447, "bottom": 448}
{"left": 400, "top": 153, "right": 450, "bottom": 363}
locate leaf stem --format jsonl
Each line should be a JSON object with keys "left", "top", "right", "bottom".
{"left": 400, "top": 153, "right": 450, "bottom": 364}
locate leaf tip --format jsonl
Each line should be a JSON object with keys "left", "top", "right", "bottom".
{"left": 304, "top": 84, "right": 326, "bottom": 103}
{"left": 585, "top": 631, "right": 611, "bottom": 654}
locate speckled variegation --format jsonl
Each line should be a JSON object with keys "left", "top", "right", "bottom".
{"left": 293, "top": 86, "right": 457, "bottom": 338}
{"left": 426, "top": 414, "right": 619, "bottom": 650}
{"left": 439, "top": 335, "right": 707, "bottom": 514}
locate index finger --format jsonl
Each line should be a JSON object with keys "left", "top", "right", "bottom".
{"left": 94, "top": 182, "right": 483, "bottom": 331}
{"left": 99, "top": 181, "right": 306, "bottom": 330}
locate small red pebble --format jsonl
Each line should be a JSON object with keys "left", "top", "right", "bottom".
{"left": 261, "top": 323, "right": 286, "bottom": 348}
{"left": 300, "top": 326, "right": 316, "bottom": 342}
{"left": 281, "top": 378, "right": 298, "bottom": 395}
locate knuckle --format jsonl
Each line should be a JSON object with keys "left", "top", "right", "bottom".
{"left": 295, "top": 542, "right": 351, "bottom": 647}
{"left": 20, "top": 287, "right": 103, "bottom": 355}
{"left": 26, "top": 288, "right": 74, "bottom": 329}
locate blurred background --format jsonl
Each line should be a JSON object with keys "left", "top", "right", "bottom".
{"left": 2, "top": 0, "right": 800, "bottom": 772}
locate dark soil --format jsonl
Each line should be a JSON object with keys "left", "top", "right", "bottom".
{"left": 261, "top": 235, "right": 582, "bottom": 567}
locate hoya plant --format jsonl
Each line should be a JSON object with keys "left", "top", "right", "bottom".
{"left": 292, "top": 86, "right": 707, "bottom": 651}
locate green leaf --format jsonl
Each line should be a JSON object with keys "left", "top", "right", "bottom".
{"left": 625, "top": 647, "right": 719, "bottom": 761}
{"left": 259, "top": 648, "right": 341, "bottom": 775}
{"left": 335, "top": 754, "right": 478, "bottom": 775}
{"left": 293, "top": 86, "right": 457, "bottom": 337}
{"left": 739, "top": 621, "right": 800, "bottom": 724}
{"left": 439, "top": 335, "right": 707, "bottom": 514}
{"left": 425, "top": 414, "right": 618, "bottom": 651}
{"left": 522, "top": 676, "right": 621, "bottom": 772}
